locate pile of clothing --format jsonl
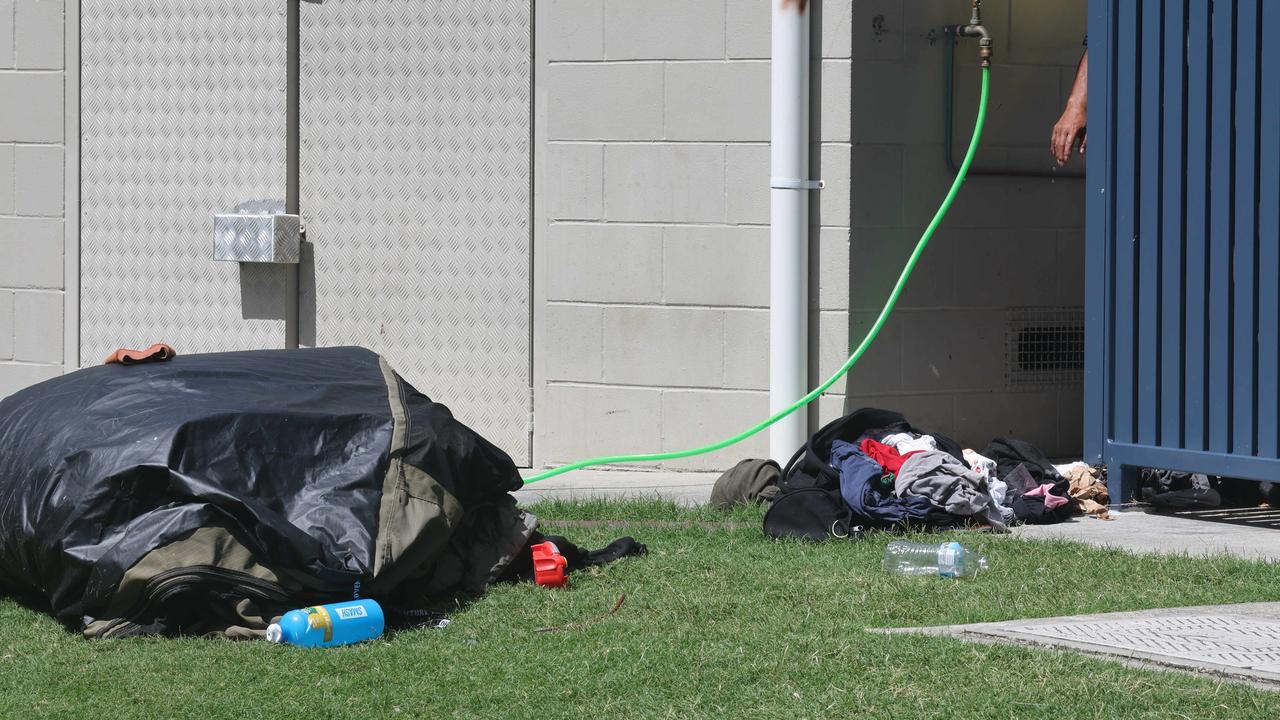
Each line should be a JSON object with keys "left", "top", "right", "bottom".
{"left": 713, "top": 407, "right": 1111, "bottom": 541}
{"left": 974, "top": 438, "right": 1110, "bottom": 525}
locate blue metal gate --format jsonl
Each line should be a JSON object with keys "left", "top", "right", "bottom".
{"left": 1087, "top": 0, "right": 1280, "bottom": 501}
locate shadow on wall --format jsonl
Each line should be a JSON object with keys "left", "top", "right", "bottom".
{"left": 837, "top": 0, "right": 1088, "bottom": 457}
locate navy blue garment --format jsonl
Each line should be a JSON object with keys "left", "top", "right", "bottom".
{"left": 830, "top": 440, "right": 949, "bottom": 528}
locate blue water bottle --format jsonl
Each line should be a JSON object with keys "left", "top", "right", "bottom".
{"left": 266, "top": 599, "right": 385, "bottom": 648}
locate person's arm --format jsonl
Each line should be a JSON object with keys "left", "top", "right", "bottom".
{"left": 1051, "top": 49, "right": 1088, "bottom": 166}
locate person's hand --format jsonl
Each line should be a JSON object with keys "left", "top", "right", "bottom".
{"left": 1051, "top": 103, "right": 1087, "bottom": 166}
{"left": 780, "top": 0, "right": 808, "bottom": 10}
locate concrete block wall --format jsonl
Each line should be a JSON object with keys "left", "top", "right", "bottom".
{"left": 0, "top": 0, "right": 66, "bottom": 399}
{"left": 836, "top": 0, "right": 1088, "bottom": 456}
{"left": 534, "top": 0, "right": 855, "bottom": 470}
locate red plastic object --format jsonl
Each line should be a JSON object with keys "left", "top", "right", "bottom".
{"left": 531, "top": 541, "right": 568, "bottom": 588}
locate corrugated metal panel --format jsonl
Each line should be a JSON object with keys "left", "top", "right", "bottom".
{"left": 1088, "top": 0, "right": 1280, "bottom": 499}
{"left": 80, "top": 1, "right": 290, "bottom": 364}
{"left": 299, "top": 0, "right": 532, "bottom": 462}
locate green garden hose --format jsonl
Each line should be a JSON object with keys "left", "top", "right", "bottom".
{"left": 525, "top": 67, "right": 991, "bottom": 485}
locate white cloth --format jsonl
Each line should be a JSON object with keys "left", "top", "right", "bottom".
{"left": 882, "top": 432, "right": 938, "bottom": 454}
{"left": 964, "top": 449, "right": 1006, "bottom": 507}
{"left": 1054, "top": 461, "right": 1089, "bottom": 476}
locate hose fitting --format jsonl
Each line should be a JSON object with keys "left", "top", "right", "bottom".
{"left": 954, "top": 0, "right": 994, "bottom": 67}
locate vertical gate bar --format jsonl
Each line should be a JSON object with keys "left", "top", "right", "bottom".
{"left": 1085, "top": 0, "right": 1115, "bottom": 463}
{"left": 1232, "top": 0, "right": 1259, "bottom": 456}
{"left": 1113, "top": 0, "right": 1140, "bottom": 445}
{"left": 1160, "top": 0, "right": 1187, "bottom": 449}
{"left": 1208, "top": 0, "right": 1235, "bottom": 453}
{"left": 1259, "top": 0, "right": 1280, "bottom": 457}
{"left": 1184, "top": 0, "right": 1211, "bottom": 452}
{"left": 1137, "top": 0, "right": 1163, "bottom": 446}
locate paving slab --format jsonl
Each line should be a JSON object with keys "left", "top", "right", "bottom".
{"left": 1011, "top": 507, "right": 1280, "bottom": 562}
{"left": 516, "top": 468, "right": 718, "bottom": 506}
{"left": 879, "top": 602, "right": 1280, "bottom": 690}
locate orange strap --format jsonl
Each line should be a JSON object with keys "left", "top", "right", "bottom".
{"left": 104, "top": 343, "right": 178, "bottom": 366}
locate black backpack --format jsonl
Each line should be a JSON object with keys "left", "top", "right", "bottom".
{"left": 779, "top": 408, "right": 966, "bottom": 492}
{"left": 763, "top": 408, "right": 966, "bottom": 541}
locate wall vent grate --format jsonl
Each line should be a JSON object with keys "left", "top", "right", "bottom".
{"left": 1005, "top": 307, "right": 1085, "bottom": 388}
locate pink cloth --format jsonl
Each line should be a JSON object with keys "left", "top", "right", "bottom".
{"left": 1025, "top": 483, "right": 1070, "bottom": 510}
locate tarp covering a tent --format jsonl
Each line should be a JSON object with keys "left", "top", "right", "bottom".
{"left": 0, "top": 347, "right": 536, "bottom": 638}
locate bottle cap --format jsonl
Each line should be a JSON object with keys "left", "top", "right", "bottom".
{"left": 265, "top": 623, "right": 283, "bottom": 644}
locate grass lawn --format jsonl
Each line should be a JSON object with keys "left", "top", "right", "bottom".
{"left": 3, "top": 499, "right": 1280, "bottom": 719}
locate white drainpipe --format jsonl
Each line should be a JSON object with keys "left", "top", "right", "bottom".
{"left": 769, "top": 0, "right": 816, "bottom": 462}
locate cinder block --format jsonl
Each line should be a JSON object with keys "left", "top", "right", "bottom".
{"left": 822, "top": 0, "right": 854, "bottom": 59}
{"left": 1004, "top": 175, "right": 1086, "bottom": 230}
{"left": 850, "top": 60, "right": 942, "bottom": 145}
{"left": 0, "top": 360, "right": 61, "bottom": 399}
{"left": 849, "top": 0, "right": 903, "bottom": 61}
{"left": 545, "top": 143, "right": 603, "bottom": 220}
{"left": 726, "top": 0, "right": 768, "bottom": 59}
{"left": 15, "top": 0, "right": 62, "bottom": 69}
{"left": 0, "top": 217, "right": 61, "bottom": 288}
{"left": 0, "top": 290, "right": 12, "bottom": 359}
{"left": 604, "top": 144, "right": 725, "bottom": 223}
{"left": 541, "top": 384, "right": 662, "bottom": 461}
{"left": 542, "top": 0, "right": 604, "bottom": 61}
{"left": 13, "top": 289, "right": 60, "bottom": 363}
{"left": 818, "top": 227, "right": 850, "bottom": 311}
{"left": 954, "top": 389, "right": 1058, "bottom": 455}
{"left": 604, "top": 0, "right": 724, "bottom": 60}
{"left": 819, "top": 393, "right": 848, "bottom": 428}
{"left": 722, "top": 308, "right": 767, "bottom": 390}
{"left": 903, "top": 0, "right": 1010, "bottom": 60}
{"left": 1057, "top": 386, "right": 1085, "bottom": 456}
{"left": 819, "top": 143, "right": 850, "bottom": 227}
{"left": 0, "top": 1, "right": 13, "bottom": 68}
{"left": 901, "top": 143, "right": 1007, "bottom": 229}
{"left": 826, "top": 309, "right": 903, "bottom": 396}
{"left": 725, "top": 144, "right": 769, "bottom": 225}
{"left": 900, "top": 309, "right": 1005, "bottom": 392}
{"left": 0, "top": 72, "right": 61, "bottom": 142}
{"left": 949, "top": 228, "right": 1058, "bottom": 308}
{"left": 603, "top": 306, "right": 723, "bottom": 387}
{"left": 848, "top": 226, "right": 954, "bottom": 310}
{"left": 663, "top": 225, "right": 768, "bottom": 307}
{"left": 14, "top": 144, "right": 61, "bottom": 216}
{"left": 660, "top": 389, "right": 769, "bottom": 470}
{"left": 546, "top": 224, "right": 662, "bottom": 303}
{"left": 849, "top": 144, "right": 902, "bottom": 227}
{"left": 955, "top": 63, "right": 1062, "bottom": 146}
{"left": 820, "top": 60, "right": 851, "bottom": 143}
{"left": 0, "top": 144, "right": 13, "bottom": 213}
{"left": 1008, "top": 0, "right": 1088, "bottom": 67}
{"left": 544, "top": 303, "right": 603, "bottom": 382}
{"left": 664, "top": 61, "right": 769, "bottom": 142}
{"left": 546, "top": 63, "right": 663, "bottom": 141}
{"left": 1056, "top": 229, "right": 1085, "bottom": 307}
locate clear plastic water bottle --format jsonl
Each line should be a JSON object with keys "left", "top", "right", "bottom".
{"left": 883, "top": 541, "right": 987, "bottom": 579}
{"left": 266, "top": 599, "right": 385, "bottom": 648}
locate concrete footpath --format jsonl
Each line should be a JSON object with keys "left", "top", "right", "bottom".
{"left": 1011, "top": 507, "right": 1280, "bottom": 562}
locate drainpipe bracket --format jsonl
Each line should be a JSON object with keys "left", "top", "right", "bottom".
{"left": 770, "top": 177, "right": 826, "bottom": 190}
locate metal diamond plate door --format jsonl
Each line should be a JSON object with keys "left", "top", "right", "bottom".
{"left": 80, "top": 1, "right": 291, "bottom": 364}
{"left": 300, "top": 1, "right": 532, "bottom": 462}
